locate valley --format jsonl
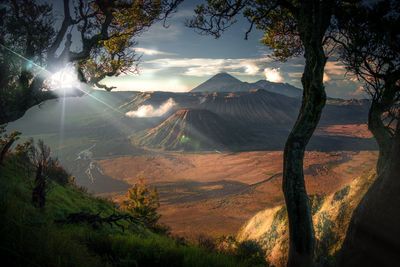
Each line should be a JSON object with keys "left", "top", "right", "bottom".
{"left": 5, "top": 73, "right": 379, "bottom": 240}
{"left": 102, "top": 150, "right": 377, "bottom": 238}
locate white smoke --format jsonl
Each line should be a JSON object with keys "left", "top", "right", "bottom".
{"left": 125, "top": 98, "right": 177, "bottom": 118}
{"left": 198, "top": 96, "right": 207, "bottom": 105}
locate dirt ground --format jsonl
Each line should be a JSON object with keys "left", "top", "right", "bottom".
{"left": 99, "top": 150, "right": 377, "bottom": 239}
{"left": 316, "top": 123, "right": 373, "bottom": 138}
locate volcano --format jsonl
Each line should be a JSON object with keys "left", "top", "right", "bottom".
{"left": 191, "top": 72, "right": 256, "bottom": 93}
{"left": 191, "top": 72, "right": 303, "bottom": 98}
{"left": 133, "top": 109, "right": 246, "bottom": 151}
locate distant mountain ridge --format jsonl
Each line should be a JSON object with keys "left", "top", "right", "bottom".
{"left": 191, "top": 72, "right": 303, "bottom": 98}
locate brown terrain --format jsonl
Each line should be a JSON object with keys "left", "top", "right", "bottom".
{"left": 99, "top": 149, "right": 377, "bottom": 239}
{"left": 316, "top": 123, "right": 373, "bottom": 138}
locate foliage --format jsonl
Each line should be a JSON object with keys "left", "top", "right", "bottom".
{"left": 0, "top": 0, "right": 56, "bottom": 124}
{"left": 46, "top": 160, "right": 74, "bottom": 186}
{"left": 215, "top": 235, "right": 237, "bottom": 254}
{"left": 0, "top": 125, "right": 21, "bottom": 165}
{"left": 197, "top": 234, "right": 217, "bottom": 251}
{"left": 0, "top": 0, "right": 183, "bottom": 124}
{"left": 28, "top": 139, "right": 53, "bottom": 208}
{"left": 235, "top": 240, "right": 268, "bottom": 267}
{"left": 335, "top": 0, "right": 400, "bottom": 174}
{"left": 121, "top": 178, "right": 161, "bottom": 229}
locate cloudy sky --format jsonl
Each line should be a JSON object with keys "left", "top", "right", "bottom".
{"left": 103, "top": 0, "right": 365, "bottom": 99}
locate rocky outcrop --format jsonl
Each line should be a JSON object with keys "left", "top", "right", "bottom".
{"left": 236, "top": 170, "right": 376, "bottom": 267}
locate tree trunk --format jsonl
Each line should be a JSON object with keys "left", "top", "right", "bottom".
{"left": 32, "top": 163, "right": 46, "bottom": 209}
{"left": 283, "top": 43, "right": 327, "bottom": 267}
{"left": 368, "top": 79, "right": 398, "bottom": 174}
{"left": 339, "top": 124, "right": 400, "bottom": 267}
{"left": 368, "top": 101, "right": 392, "bottom": 174}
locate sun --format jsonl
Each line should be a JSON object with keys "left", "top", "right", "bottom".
{"left": 48, "top": 65, "right": 80, "bottom": 92}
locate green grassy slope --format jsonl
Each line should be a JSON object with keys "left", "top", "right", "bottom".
{"left": 0, "top": 156, "right": 264, "bottom": 267}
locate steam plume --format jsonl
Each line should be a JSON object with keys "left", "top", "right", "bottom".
{"left": 126, "top": 98, "right": 176, "bottom": 118}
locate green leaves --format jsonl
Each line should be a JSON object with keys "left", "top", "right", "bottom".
{"left": 122, "top": 178, "right": 161, "bottom": 228}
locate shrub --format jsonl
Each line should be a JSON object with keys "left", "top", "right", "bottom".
{"left": 197, "top": 234, "right": 216, "bottom": 252}
{"left": 121, "top": 178, "right": 161, "bottom": 229}
{"left": 235, "top": 240, "right": 267, "bottom": 267}
{"left": 46, "top": 161, "right": 73, "bottom": 186}
{"left": 0, "top": 125, "right": 21, "bottom": 165}
{"left": 215, "top": 235, "right": 237, "bottom": 254}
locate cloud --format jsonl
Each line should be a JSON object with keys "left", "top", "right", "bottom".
{"left": 102, "top": 76, "right": 190, "bottom": 92}
{"left": 244, "top": 63, "right": 260, "bottom": 75}
{"left": 135, "top": 47, "right": 175, "bottom": 56}
{"left": 348, "top": 86, "right": 366, "bottom": 97}
{"left": 264, "top": 68, "right": 284, "bottom": 83}
{"left": 288, "top": 72, "right": 303, "bottom": 78}
{"left": 323, "top": 72, "right": 331, "bottom": 82}
{"left": 325, "top": 61, "right": 346, "bottom": 76}
{"left": 126, "top": 98, "right": 176, "bottom": 118}
{"left": 145, "top": 57, "right": 271, "bottom": 77}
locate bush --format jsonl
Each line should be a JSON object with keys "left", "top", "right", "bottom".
{"left": 235, "top": 240, "right": 267, "bottom": 267}
{"left": 121, "top": 178, "right": 161, "bottom": 228}
{"left": 197, "top": 234, "right": 216, "bottom": 251}
{"left": 215, "top": 235, "right": 237, "bottom": 254}
{"left": 46, "top": 161, "right": 73, "bottom": 186}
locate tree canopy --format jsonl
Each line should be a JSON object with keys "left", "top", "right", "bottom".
{"left": 335, "top": 0, "right": 400, "bottom": 173}
{"left": 0, "top": 0, "right": 182, "bottom": 124}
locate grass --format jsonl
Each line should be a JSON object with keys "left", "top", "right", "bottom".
{"left": 0, "top": 155, "right": 265, "bottom": 267}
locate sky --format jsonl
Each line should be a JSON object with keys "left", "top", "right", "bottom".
{"left": 99, "top": 0, "right": 365, "bottom": 99}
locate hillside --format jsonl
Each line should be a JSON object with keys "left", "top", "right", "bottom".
{"left": 0, "top": 154, "right": 264, "bottom": 267}
{"left": 237, "top": 170, "right": 377, "bottom": 267}
{"left": 253, "top": 80, "right": 302, "bottom": 98}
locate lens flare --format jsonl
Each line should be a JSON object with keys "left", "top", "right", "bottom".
{"left": 1, "top": 44, "right": 123, "bottom": 115}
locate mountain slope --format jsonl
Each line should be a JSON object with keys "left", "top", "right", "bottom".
{"left": 199, "top": 89, "right": 299, "bottom": 125}
{"left": 253, "top": 80, "right": 302, "bottom": 98}
{"left": 191, "top": 72, "right": 257, "bottom": 93}
{"left": 133, "top": 109, "right": 246, "bottom": 151}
